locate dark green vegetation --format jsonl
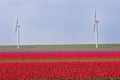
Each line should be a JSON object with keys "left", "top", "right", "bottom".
{"left": 0, "top": 44, "right": 120, "bottom": 51}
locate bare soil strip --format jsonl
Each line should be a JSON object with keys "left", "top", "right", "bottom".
{"left": 1, "top": 58, "right": 120, "bottom": 63}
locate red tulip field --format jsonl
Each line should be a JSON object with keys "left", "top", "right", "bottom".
{"left": 0, "top": 51, "right": 120, "bottom": 80}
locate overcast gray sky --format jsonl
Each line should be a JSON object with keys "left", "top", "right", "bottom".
{"left": 0, "top": 0, "right": 120, "bottom": 45}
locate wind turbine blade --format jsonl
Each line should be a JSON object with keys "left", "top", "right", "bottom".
{"left": 15, "top": 19, "right": 18, "bottom": 33}
{"left": 93, "top": 10, "right": 96, "bottom": 33}
{"left": 16, "top": 18, "right": 18, "bottom": 26}
{"left": 94, "top": 23, "right": 96, "bottom": 33}
{"left": 15, "top": 27, "right": 17, "bottom": 33}
{"left": 95, "top": 10, "right": 96, "bottom": 20}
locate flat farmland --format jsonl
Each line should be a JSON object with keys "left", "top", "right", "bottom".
{"left": 0, "top": 44, "right": 120, "bottom": 79}
{"left": 1, "top": 51, "right": 120, "bottom": 63}
{"left": 1, "top": 51, "right": 120, "bottom": 79}
{"left": 0, "top": 44, "right": 120, "bottom": 52}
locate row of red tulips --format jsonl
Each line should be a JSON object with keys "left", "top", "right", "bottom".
{"left": 0, "top": 62, "right": 120, "bottom": 79}
{"left": 0, "top": 51, "right": 120, "bottom": 59}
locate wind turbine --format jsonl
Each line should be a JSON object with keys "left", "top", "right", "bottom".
{"left": 15, "top": 19, "right": 21, "bottom": 49}
{"left": 94, "top": 10, "right": 99, "bottom": 49}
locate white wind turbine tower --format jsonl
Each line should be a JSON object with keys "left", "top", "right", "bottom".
{"left": 15, "top": 19, "right": 21, "bottom": 49}
{"left": 94, "top": 10, "right": 99, "bottom": 49}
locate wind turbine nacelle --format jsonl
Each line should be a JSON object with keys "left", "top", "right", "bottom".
{"left": 95, "top": 20, "right": 99, "bottom": 23}
{"left": 17, "top": 25, "right": 20, "bottom": 27}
